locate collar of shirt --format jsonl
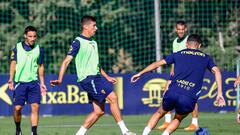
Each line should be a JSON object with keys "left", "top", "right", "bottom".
{"left": 79, "top": 35, "right": 92, "bottom": 41}
{"left": 22, "top": 42, "right": 35, "bottom": 51}
{"left": 177, "top": 34, "right": 188, "bottom": 43}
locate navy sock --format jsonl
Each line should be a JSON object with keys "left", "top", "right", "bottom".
{"left": 32, "top": 126, "right": 37, "bottom": 135}
{"left": 15, "top": 122, "right": 21, "bottom": 131}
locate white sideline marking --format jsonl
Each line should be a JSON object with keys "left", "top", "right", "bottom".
{"left": 39, "top": 123, "right": 144, "bottom": 128}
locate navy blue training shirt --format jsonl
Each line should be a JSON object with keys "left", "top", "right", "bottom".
{"left": 11, "top": 42, "right": 44, "bottom": 64}
{"left": 67, "top": 39, "right": 80, "bottom": 57}
{"left": 164, "top": 48, "right": 216, "bottom": 99}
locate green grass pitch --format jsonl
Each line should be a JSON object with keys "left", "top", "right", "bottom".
{"left": 0, "top": 112, "right": 239, "bottom": 135}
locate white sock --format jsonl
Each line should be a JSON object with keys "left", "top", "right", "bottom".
{"left": 117, "top": 120, "right": 129, "bottom": 134}
{"left": 192, "top": 118, "right": 198, "bottom": 126}
{"left": 142, "top": 126, "right": 151, "bottom": 135}
{"left": 165, "top": 113, "right": 171, "bottom": 123}
{"left": 75, "top": 126, "right": 87, "bottom": 135}
{"left": 162, "top": 130, "right": 169, "bottom": 135}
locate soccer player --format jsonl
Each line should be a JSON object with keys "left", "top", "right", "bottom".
{"left": 8, "top": 26, "right": 47, "bottom": 135}
{"left": 131, "top": 34, "right": 226, "bottom": 135}
{"left": 50, "top": 15, "right": 136, "bottom": 135}
{"left": 158, "top": 20, "right": 200, "bottom": 131}
{"left": 234, "top": 75, "right": 240, "bottom": 124}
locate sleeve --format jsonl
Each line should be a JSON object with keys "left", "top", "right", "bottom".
{"left": 67, "top": 39, "right": 80, "bottom": 57}
{"left": 163, "top": 53, "right": 175, "bottom": 65}
{"left": 38, "top": 48, "right": 44, "bottom": 64}
{"left": 10, "top": 47, "right": 17, "bottom": 61}
{"left": 207, "top": 56, "right": 216, "bottom": 71}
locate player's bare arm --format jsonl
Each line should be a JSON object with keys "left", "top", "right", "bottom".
{"left": 131, "top": 59, "right": 167, "bottom": 83}
{"left": 211, "top": 66, "right": 226, "bottom": 107}
{"left": 8, "top": 60, "right": 16, "bottom": 90}
{"left": 38, "top": 64, "right": 47, "bottom": 95}
{"left": 50, "top": 55, "right": 73, "bottom": 86}
{"left": 100, "top": 68, "right": 117, "bottom": 84}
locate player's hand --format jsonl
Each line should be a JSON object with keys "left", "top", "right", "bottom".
{"left": 234, "top": 79, "right": 240, "bottom": 88}
{"left": 216, "top": 94, "right": 226, "bottom": 107}
{"left": 40, "top": 84, "right": 47, "bottom": 96}
{"left": 131, "top": 73, "right": 141, "bottom": 83}
{"left": 8, "top": 80, "right": 14, "bottom": 90}
{"left": 50, "top": 80, "right": 62, "bottom": 86}
{"left": 107, "top": 77, "right": 117, "bottom": 84}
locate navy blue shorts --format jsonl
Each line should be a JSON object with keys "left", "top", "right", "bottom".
{"left": 13, "top": 81, "right": 41, "bottom": 106}
{"left": 79, "top": 75, "right": 113, "bottom": 104}
{"left": 162, "top": 90, "right": 197, "bottom": 115}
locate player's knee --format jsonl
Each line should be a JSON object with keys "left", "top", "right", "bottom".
{"left": 31, "top": 104, "right": 39, "bottom": 112}
{"left": 174, "top": 114, "right": 187, "bottom": 122}
{"left": 14, "top": 105, "right": 22, "bottom": 112}
{"left": 94, "top": 110, "right": 105, "bottom": 116}
{"left": 107, "top": 92, "right": 118, "bottom": 104}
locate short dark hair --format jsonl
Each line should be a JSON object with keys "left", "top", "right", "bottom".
{"left": 187, "top": 34, "right": 202, "bottom": 44}
{"left": 176, "top": 20, "right": 186, "bottom": 27}
{"left": 81, "top": 15, "right": 96, "bottom": 27}
{"left": 24, "top": 26, "right": 37, "bottom": 34}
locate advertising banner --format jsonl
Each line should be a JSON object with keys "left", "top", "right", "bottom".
{"left": 0, "top": 72, "right": 237, "bottom": 116}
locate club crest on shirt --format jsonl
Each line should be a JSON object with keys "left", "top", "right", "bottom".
{"left": 68, "top": 46, "right": 73, "bottom": 54}
{"left": 10, "top": 51, "right": 14, "bottom": 59}
{"left": 101, "top": 89, "right": 106, "bottom": 94}
{"left": 89, "top": 42, "right": 95, "bottom": 49}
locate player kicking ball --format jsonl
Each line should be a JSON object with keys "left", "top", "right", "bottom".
{"left": 131, "top": 34, "right": 226, "bottom": 135}
{"left": 50, "top": 15, "right": 136, "bottom": 135}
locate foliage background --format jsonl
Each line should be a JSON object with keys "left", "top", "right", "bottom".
{"left": 0, "top": 0, "right": 239, "bottom": 74}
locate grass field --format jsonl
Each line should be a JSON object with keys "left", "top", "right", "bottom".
{"left": 0, "top": 112, "right": 239, "bottom": 135}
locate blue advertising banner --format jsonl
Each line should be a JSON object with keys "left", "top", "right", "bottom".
{"left": 0, "top": 72, "right": 237, "bottom": 116}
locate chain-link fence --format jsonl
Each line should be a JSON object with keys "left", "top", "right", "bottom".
{"left": 0, "top": 0, "right": 239, "bottom": 74}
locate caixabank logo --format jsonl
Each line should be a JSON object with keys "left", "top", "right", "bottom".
{"left": 0, "top": 83, "right": 12, "bottom": 105}
{"left": 0, "top": 81, "right": 124, "bottom": 110}
{"left": 41, "top": 85, "right": 89, "bottom": 104}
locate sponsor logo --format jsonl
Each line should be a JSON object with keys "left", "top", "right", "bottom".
{"left": 101, "top": 89, "right": 106, "bottom": 94}
{"left": 141, "top": 78, "right": 167, "bottom": 107}
{"left": 41, "top": 85, "right": 89, "bottom": 104}
{"left": 0, "top": 83, "right": 12, "bottom": 105}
